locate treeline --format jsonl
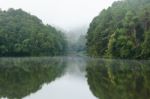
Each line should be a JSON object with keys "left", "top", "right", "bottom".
{"left": 0, "top": 8, "right": 67, "bottom": 56}
{"left": 86, "top": 0, "right": 150, "bottom": 59}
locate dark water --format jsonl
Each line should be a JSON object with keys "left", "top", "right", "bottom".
{"left": 0, "top": 57, "right": 150, "bottom": 99}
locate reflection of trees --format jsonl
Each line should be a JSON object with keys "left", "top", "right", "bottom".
{"left": 0, "top": 57, "right": 66, "bottom": 99}
{"left": 86, "top": 59, "right": 150, "bottom": 99}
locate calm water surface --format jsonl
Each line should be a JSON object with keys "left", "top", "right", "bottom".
{"left": 0, "top": 56, "right": 150, "bottom": 99}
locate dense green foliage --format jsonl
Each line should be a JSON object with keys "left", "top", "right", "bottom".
{"left": 0, "top": 8, "right": 67, "bottom": 56}
{"left": 0, "top": 57, "right": 66, "bottom": 99}
{"left": 86, "top": 59, "right": 150, "bottom": 99}
{"left": 86, "top": 0, "right": 150, "bottom": 59}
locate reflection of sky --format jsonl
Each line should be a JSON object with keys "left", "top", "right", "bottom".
{"left": 23, "top": 73, "right": 97, "bottom": 99}
{"left": 24, "top": 58, "right": 97, "bottom": 99}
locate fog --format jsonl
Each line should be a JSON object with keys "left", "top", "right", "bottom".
{"left": 0, "top": 0, "right": 118, "bottom": 31}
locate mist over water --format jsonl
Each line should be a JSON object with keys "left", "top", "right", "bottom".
{"left": 0, "top": 57, "right": 150, "bottom": 99}
{"left": 23, "top": 57, "right": 96, "bottom": 99}
{"left": 1, "top": 0, "right": 144, "bottom": 99}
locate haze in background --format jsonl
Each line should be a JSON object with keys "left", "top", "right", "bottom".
{"left": 0, "top": 0, "right": 118, "bottom": 31}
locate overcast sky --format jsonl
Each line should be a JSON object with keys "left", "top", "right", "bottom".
{"left": 0, "top": 0, "right": 118, "bottom": 31}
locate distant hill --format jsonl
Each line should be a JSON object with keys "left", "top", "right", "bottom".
{"left": 66, "top": 25, "right": 88, "bottom": 42}
{"left": 65, "top": 25, "right": 88, "bottom": 54}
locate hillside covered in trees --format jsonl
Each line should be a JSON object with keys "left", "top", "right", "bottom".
{"left": 0, "top": 8, "right": 67, "bottom": 56}
{"left": 86, "top": 0, "right": 150, "bottom": 59}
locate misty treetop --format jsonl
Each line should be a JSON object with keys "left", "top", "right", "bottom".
{"left": 0, "top": 8, "right": 67, "bottom": 56}
{"left": 86, "top": 0, "right": 150, "bottom": 59}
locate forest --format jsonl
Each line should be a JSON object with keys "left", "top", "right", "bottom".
{"left": 86, "top": 0, "right": 150, "bottom": 59}
{"left": 0, "top": 0, "right": 150, "bottom": 59}
{"left": 0, "top": 8, "right": 67, "bottom": 56}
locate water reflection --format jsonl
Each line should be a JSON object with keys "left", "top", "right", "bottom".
{"left": 24, "top": 57, "right": 96, "bottom": 99}
{"left": 0, "top": 57, "right": 150, "bottom": 99}
{"left": 0, "top": 57, "right": 66, "bottom": 99}
{"left": 86, "top": 59, "right": 150, "bottom": 99}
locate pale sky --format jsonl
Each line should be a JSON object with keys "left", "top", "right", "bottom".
{"left": 0, "top": 0, "right": 118, "bottom": 31}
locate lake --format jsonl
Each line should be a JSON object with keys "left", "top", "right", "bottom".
{"left": 0, "top": 56, "right": 150, "bottom": 99}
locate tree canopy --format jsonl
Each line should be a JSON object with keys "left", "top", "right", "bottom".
{"left": 86, "top": 0, "right": 150, "bottom": 59}
{"left": 0, "top": 8, "right": 67, "bottom": 56}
